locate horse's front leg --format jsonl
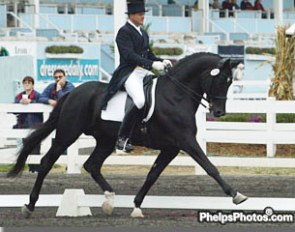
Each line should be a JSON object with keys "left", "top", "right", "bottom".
{"left": 131, "top": 147, "right": 179, "bottom": 218}
{"left": 83, "top": 137, "right": 116, "bottom": 216}
{"left": 181, "top": 137, "right": 248, "bottom": 204}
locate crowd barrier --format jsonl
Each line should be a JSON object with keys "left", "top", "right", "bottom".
{"left": 1, "top": 100, "right": 295, "bottom": 175}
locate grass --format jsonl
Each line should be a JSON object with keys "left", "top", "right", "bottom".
{"left": 0, "top": 164, "right": 64, "bottom": 173}
{"left": 2, "top": 163, "right": 294, "bottom": 177}
{"left": 208, "top": 113, "right": 295, "bottom": 123}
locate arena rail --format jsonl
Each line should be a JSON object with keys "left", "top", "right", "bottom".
{"left": 0, "top": 189, "right": 295, "bottom": 217}
{"left": 1, "top": 101, "right": 295, "bottom": 175}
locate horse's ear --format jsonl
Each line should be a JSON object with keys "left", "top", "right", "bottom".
{"left": 218, "top": 58, "right": 231, "bottom": 69}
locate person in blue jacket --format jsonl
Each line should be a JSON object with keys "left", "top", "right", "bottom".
{"left": 38, "top": 69, "right": 75, "bottom": 106}
{"left": 14, "top": 76, "right": 43, "bottom": 173}
{"left": 102, "top": 0, "right": 172, "bottom": 153}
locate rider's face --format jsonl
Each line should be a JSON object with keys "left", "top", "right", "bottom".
{"left": 129, "top": 12, "right": 145, "bottom": 27}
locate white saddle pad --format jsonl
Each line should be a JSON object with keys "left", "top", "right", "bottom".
{"left": 101, "top": 78, "right": 158, "bottom": 122}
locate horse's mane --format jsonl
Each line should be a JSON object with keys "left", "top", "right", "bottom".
{"left": 167, "top": 52, "right": 221, "bottom": 77}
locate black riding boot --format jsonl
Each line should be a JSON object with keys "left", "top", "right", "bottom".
{"left": 115, "top": 106, "right": 142, "bottom": 153}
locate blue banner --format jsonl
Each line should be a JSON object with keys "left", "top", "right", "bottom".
{"left": 37, "top": 59, "right": 100, "bottom": 83}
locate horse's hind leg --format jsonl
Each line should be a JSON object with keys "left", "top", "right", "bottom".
{"left": 83, "top": 136, "right": 116, "bottom": 215}
{"left": 22, "top": 144, "right": 66, "bottom": 218}
{"left": 131, "top": 148, "right": 179, "bottom": 218}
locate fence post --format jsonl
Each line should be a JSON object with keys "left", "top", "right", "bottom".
{"left": 67, "top": 140, "right": 81, "bottom": 174}
{"left": 56, "top": 189, "right": 92, "bottom": 217}
{"left": 195, "top": 106, "right": 207, "bottom": 175}
{"left": 196, "top": 106, "right": 207, "bottom": 153}
{"left": 266, "top": 97, "right": 276, "bottom": 157}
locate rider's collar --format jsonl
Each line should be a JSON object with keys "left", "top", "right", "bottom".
{"left": 128, "top": 20, "right": 142, "bottom": 36}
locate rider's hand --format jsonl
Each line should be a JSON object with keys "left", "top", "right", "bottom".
{"left": 152, "top": 61, "right": 165, "bottom": 71}
{"left": 163, "top": 59, "right": 172, "bottom": 68}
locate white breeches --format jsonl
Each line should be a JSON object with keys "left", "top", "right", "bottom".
{"left": 124, "top": 67, "right": 153, "bottom": 109}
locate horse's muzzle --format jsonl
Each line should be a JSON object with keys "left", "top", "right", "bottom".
{"left": 213, "top": 110, "right": 225, "bottom": 118}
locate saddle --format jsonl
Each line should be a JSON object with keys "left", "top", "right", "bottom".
{"left": 101, "top": 75, "right": 158, "bottom": 122}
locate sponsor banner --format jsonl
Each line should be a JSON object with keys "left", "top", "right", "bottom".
{"left": 37, "top": 59, "right": 100, "bottom": 83}
{"left": 0, "top": 41, "right": 36, "bottom": 57}
{"left": 218, "top": 45, "right": 245, "bottom": 63}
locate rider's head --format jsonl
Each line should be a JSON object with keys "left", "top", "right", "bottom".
{"left": 126, "top": 0, "right": 148, "bottom": 26}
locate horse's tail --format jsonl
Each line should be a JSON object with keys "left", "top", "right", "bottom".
{"left": 7, "top": 94, "right": 69, "bottom": 177}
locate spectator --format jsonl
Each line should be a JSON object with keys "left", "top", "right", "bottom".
{"left": 212, "top": 0, "right": 222, "bottom": 9}
{"left": 38, "top": 69, "right": 75, "bottom": 106}
{"left": 254, "top": 0, "right": 265, "bottom": 11}
{"left": 240, "top": 0, "right": 254, "bottom": 10}
{"left": 232, "top": 63, "right": 244, "bottom": 93}
{"left": 38, "top": 69, "right": 74, "bottom": 156}
{"left": 230, "top": 0, "right": 240, "bottom": 10}
{"left": 221, "top": 0, "right": 238, "bottom": 17}
{"left": 222, "top": 0, "right": 231, "bottom": 10}
{"left": 194, "top": 0, "right": 198, "bottom": 11}
{"left": 14, "top": 76, "right": 43, "bottom": 173}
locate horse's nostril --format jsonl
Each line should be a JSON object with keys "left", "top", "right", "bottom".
{"left": 214, "top": 110, "right": 225, "bottom": 117}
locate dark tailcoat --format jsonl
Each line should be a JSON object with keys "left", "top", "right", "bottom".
{"left": 102, "top": 22, "right": 162, "bottom": 107}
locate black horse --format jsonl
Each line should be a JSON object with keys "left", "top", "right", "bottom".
{"left": 8, "top": 52, "right": 248, "bottom": 218}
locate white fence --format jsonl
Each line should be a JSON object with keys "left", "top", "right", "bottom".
{"left": 1, "top": 189, "right": 295, "bottom": 217}
{"left": 1, "top": 101, "right": 295, "bottom": 175}
{"left": 227, "top": 80, "right": 270, "bottom": 100}
{"left": 1, "top": 102, "right": 295, "bottom": 215}
{"left": 196, "top": 98, "right": 295, "bottom": 157}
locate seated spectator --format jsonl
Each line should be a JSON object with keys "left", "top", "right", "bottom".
{"left": 254, "top": 0, "right": 265, "bottom": 11}
{"left": 194, "top": 0, "right": 198, "bottom": 11}
{"left": 221, "top": 0, "right": 238, "bottom": 17}
{"left": 222, "top": 0, "right": 230, "bottom": 10}
{"left": 38, "top": 69, "right": 74, "bottom": 156}
{"left": 38, "top": 69, "right": 75, "bottom": 106}
{"left": 212, "top": 0, "right": 222, "bottom": 9}
{"left": 240, "top": 0, "right": 254, "bottom": 10}
{"left": 230, "top": 0, "right": 240, "bottom": 10}
{"left": 14, "top": 76, "right": 43, "bottom": 173}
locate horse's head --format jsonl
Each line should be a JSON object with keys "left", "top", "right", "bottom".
{"left": 202, "top": 58, "right": 240, "bottom": 117}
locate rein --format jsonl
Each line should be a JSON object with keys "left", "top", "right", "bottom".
{"left": 167, "top": 75, "right": 208, "bottom": 108}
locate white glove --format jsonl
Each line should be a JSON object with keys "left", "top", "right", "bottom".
{"left": 152, "top": 61, "right": 165, "bottom": 71}
{"left": 163, "top": 59, "right": 172, "bottom": 68}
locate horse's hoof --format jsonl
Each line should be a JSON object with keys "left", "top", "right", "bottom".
{"left": 21, "top": 205, "right": 32, "bottom": 218}
{"left": 130, "top": 208, "right": 144, "bottom": 218}
{"left": 102, "top": 191, "right": 115, "bottom": 215}
{"left": 102, "top": 200, "right": 114, "bottom": 215}
{"left": 233, "top": 192, "right": 248, "bottom": 205}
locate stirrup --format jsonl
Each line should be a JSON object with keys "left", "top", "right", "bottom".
{"left": 115, "top": 137, "right": 133, "bottom": 153}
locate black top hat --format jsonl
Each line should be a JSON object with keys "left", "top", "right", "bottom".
{"left": 126, "top": 0, "right": 148, "bottom": 14}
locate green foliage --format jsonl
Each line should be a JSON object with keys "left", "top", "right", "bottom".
{"left": 45, "top": 45, "right": 83, "bottom": 54}
{"left": 0, "top": 165, "right": 14, "bottom": 172}
{"left": 153, "top": 47, "right": 183, "bottom": 56}
{"left": 217, "top": 113, "right": 266, "bottom": 122}
{"left": 245, "top": 47, "right": 275, "bottom": 55}
{"left": 277, "top": 113, "right": 295, "bottom": 123}
{"left": 208, "top": 113, "right": 295, "bottom": 123}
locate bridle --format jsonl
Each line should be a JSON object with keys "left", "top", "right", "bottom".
{"left": 166, "top": 67, "right": 229, "bottom": 109}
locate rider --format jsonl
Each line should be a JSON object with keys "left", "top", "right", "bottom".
{"left": 102, "top": 0, "right": 172, "bottom": 153}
